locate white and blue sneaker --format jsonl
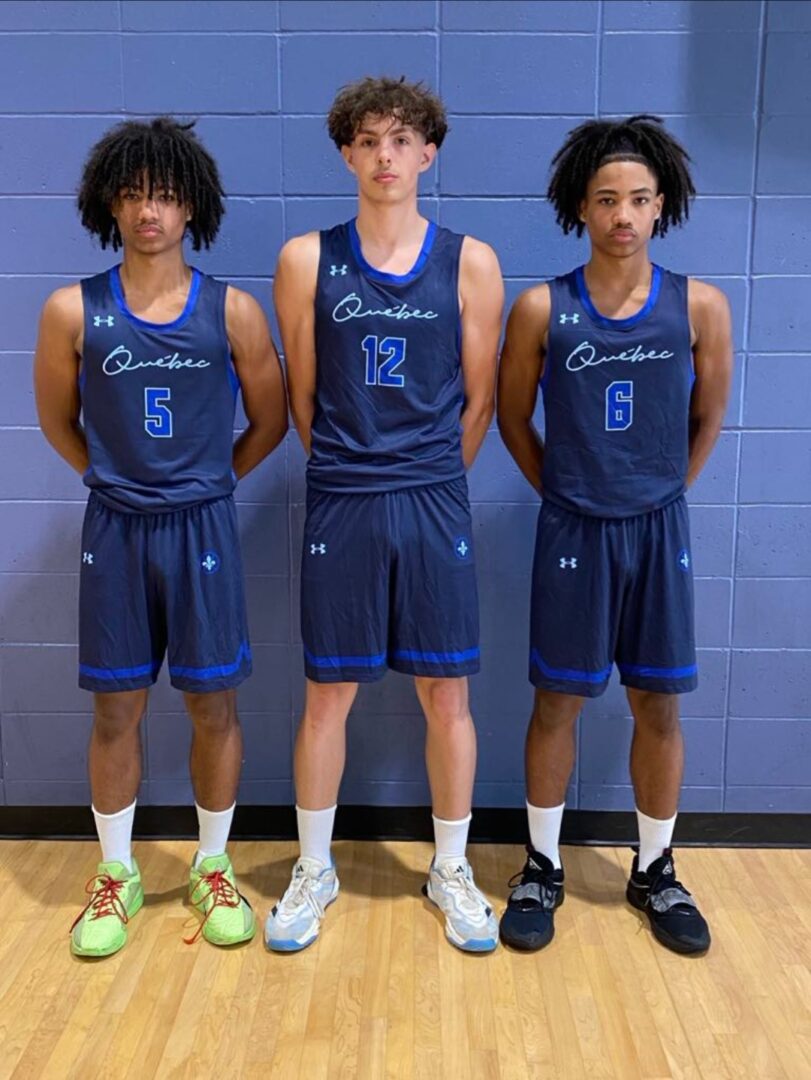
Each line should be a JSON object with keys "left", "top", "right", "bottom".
{"left": 423, "top": 857, "right": 498, "bottom": 953}
{"left": 264, "top": 856, "right": 339, "bottom": 953}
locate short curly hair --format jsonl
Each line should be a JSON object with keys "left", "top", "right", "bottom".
{"left": 548, "top": 115, "right": 695, "bottom": 238}
{"left": 327, "top": 76, "right": 448, "bottom": 149}
{"left": 77, "top": 116, "right": 225, "bottom": 251}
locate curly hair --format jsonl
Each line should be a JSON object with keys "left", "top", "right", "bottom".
{"left": 548, "top": 115, "right": 695, "bottom": 238}
{"left": 77, "top": 116, "right": 225, "bottom": 251}
{"left": 327, "top": 76, "right": 448, "bottom": 149}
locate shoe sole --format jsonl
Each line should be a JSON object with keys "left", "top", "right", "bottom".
{"left": 203, "top": 920, "right": 257, "bottom": 947}
{"left": 70, "top": 885, "right": 145, "bottom": 958}
{"left": 422, "top": 884, "right": 498, "bottom": 954}
{"left": 264, "top": 891, "right": 339, "bottom": 953}
{"left": 626, "top": 887, "right": 711, "bottom": 955}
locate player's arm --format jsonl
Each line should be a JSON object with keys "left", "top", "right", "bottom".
{"left": 33, "top": 285, "right": 88, "bottom": 475}
{"left": 496, "top": 285, "right": 550, "bottom": 495}
{"left": 458, "top": 237, "right": 504, "bottom": 468}
{"left": 226, "top": 287, "right": 288, "bottom": 479}
{"left": 273, "top": 233, "right": 319, "bottom": 455}
{"left": 686, "top": 279, "right": 733, "bottom": 487}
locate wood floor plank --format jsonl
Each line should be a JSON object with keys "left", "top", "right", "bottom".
{"left": 0, "top": 841, "right": 808, "bottom": 1080}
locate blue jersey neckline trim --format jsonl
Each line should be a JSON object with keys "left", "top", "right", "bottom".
{"left": 575, "top": 264, "right": 663, "bottom": 330}
{"left": 110, "top": 265, "right": 201, "bottom": 331}
{"left": 348, "top": 218, "right": 438, "bottom": 285}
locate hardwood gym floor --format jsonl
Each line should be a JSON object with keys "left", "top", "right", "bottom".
{"left": 0, "top": 840, "right": 808, "bottom": 1079}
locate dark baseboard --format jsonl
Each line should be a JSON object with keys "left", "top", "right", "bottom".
{"left": 0, "top": 805, "right": 808, "bottom": 847}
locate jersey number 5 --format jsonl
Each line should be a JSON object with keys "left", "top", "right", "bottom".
{"left": 605, "top": 380, "right": 633, "bottom": 431}
{"left": 144, "top": 387, "right": 173, "bottom": 438}
{"left": 362, "top": 335, "right": 406, "bottom": 388}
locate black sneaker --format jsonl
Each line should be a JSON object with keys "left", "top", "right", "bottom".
{"left": 626, "top": 848, "right": 710, "bottom": 955}
{"left": 499, "top": 847, "right": 565, "bottom": 951}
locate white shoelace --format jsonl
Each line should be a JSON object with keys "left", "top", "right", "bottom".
{"left": 278, "top": 863, "right": 327, "bottom": 922}
{"left": 438, "top": 864, "right": 490, "bottom": 921}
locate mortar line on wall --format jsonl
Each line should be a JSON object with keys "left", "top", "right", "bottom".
{"left": 274, "top": 21, "right": 298, "bottom": 759}
{"left": 435, "top": 0, "right": 442, "bottom": 214}
{"left": 594, "top": 0, "right": 604, "bottom": 118}
{"left": 116, "top": 0, "right": 125, "bottom": 115}
{"left": 722, "top": 0, "right": 769, "bottom": 811}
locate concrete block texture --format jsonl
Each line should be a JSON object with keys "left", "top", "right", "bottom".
{"left": 1, "top": 0, "right": 808, "bottom": 814}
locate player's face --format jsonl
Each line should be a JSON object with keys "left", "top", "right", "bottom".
{"left": 341, "top": 115, "right": 436, "bottom": 203}
{"left": 578, "top": 160, "right": 664, "bottom": 258}
{"left": 112, "top": 174, "right": 192, "bottom": 254}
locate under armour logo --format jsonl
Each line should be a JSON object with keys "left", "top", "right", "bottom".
{"left": 82, "top": 551, "right": 94, "bottom": 565}
{"left": 200, "top": 551, "right": 220, "bottom": 574}
{"left": 310, "top": 543, "right": 326, "bottom": 555}
{"left": 678, "top": 549, "right": 690, "bottom": 571}
{"left": 455, "top": 537, "right": 470, "bottom": 559}
{"left": 330, "top": 264, "right": 348, "bottom": 276}
{"left": 559, "top": 557, "right": 577, "bottom": 569}
{"left": 559, "top": 313, "right": 579, "bottom": 325}
{"left": 93, "top": 315, "right": 115, "bottom": 327}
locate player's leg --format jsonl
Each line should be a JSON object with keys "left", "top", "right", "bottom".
{"left": 414, "top": 673, "right": 498, "bottom": 952}
{"left": 164, "top": 497, "right": 254, "bottom": 946}
{"left": 628, "top": 687, "right": 683, "bottom": 826}
{"left": 267, "top": 489, "right": 385, "bottom": 952}
{"left": 417, "top": 675, "right": 475, "bottom": 824}
{"left": 501, "top": 502, "right": 616, "bottom": 951}
{"left": 387, "top": 479, "right": 495, "bottom": 951}
{"left": 294, "top": 679, "right": 358, "bottom": 813}
{"left": 618, "top": 497, "right": 709, "bottom": 954}
{"left": 73, "top": 498, "right": 156, "bottom": 957}
{"left": 264, "top": 679, "right": 357, "bottom": 952}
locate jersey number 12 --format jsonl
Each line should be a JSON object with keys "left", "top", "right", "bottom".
{"left": 362, "top": 335, "right": 407, "bottom": 388}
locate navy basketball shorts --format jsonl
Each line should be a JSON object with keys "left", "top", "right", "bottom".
{"left": 301, "top": 477, "right": 480, "bottom": 683}
{"left": 529, "top": 495, "right": 697, "bottom": 697}
{"left": 78, "top": 493, "right": 251, "bottom": 694}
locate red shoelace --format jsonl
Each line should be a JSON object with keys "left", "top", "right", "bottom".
{"left": 70, "top": 873, "right": 129, "bottom": 932}
{"left": 184, "top": 868, "right": 243, "bottom": 945}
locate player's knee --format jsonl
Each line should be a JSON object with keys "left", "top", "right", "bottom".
{"left": 93, "top": 691, "right": 145, "bottom": 740}
{"left": 302, "top": 682, "right": 355, "bottom": 733}
{"left": 186, "top": 691, "right": 237, "bottom": 734}
{"left": 628, "top": 688, "right": 680, "bottom": 735}
{"left": 416, "top": 678, "right": 469, "bottom": 728}
{"left": 530, "top": 690, "right": 582, "bottom": 731}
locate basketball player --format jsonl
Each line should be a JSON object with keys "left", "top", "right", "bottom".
{"left": 265, "top": 77, "right": 504, "bottom": 953}
{"left": 34, "top": 117, "right": 288, "bottom": 955}
{"left": 497, "top": 116, "right": 732, "bottom": 954}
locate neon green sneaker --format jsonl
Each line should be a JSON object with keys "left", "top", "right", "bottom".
{"left": 70, "top": 859, "right": 144, "bottom": 957}
{"left": 187, "top": 852, "right": 255, "bottom": 946}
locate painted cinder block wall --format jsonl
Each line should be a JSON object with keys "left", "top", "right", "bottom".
{"left": 0, "top": 0, "right": 808, "bottom": 814}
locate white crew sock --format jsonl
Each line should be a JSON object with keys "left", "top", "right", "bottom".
{"left": 194, "top": 801, "right": 236, "bottom": 866}
{"left": 93, "top": 799, "right": 136, "bottom": 873}
{"left": 527, "top": 801, "right": 565, "bottom": 870}
{"left": 636, "top": 807, "right": 677, "bottom": 872}
{"left": 297, "top": 804, "right": 337, "bottom": 867}
{"left": 432, "top": 812, "right": 472, "bottom": 864}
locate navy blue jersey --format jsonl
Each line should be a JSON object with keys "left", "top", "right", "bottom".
{"left": 80, "top": 266, "right": 239, "bottom": 513}
{"left": 308, "top": 219, "right": 466, "bottom": 492}
{"left": 542, "top": 265, "right": 693, "bottom": 518}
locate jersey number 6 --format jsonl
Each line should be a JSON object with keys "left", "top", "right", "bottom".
{"left": 362, "top": 335, "right": 407, "bottom": 388}
{"left": 605, "top": 380, "right": 633, "bottom": 431}
{"left": 144, "top": 387, "right": 173, "bottom": 438}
